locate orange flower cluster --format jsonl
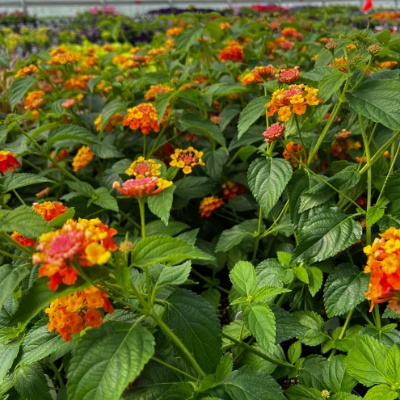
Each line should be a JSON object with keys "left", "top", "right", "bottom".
{"left": 81, "top": 56, "right": 98, "bottom": 69}
{"left": 48, "top": 47, "right": 81, "bottom": 65}
{"left": 266, "top": 84, "right": 322, "bottom": 122}
{"left": 283, "top": 141, "right": 316, "bottom": 168}
{"left": 32, "top": 201, "right": 68, "bottom": 221}
{"left": 221, "top": 181, "right": 245, "bottom": 200}
{"left": 144, "top": 84, "right": 173, "bottom": 101}
{"left": 25, "top": 90, "right": 44, "bottom": 110}
{"left": 219, "top": 41, "right": 244, "bottom": 63}
{"left": 199, "top": 196, "right": 224, "bottom": 217}
{"left": 72, "top": 146, "right": 94, "bottom": 172}
{"left": 112, "top": 54, "right": 135, "bottom": 69}
{"left": 0, "top": 151, "right": 21, "bottom": 174}
{"left": 125, "top": 156, "right": 161, "bottom": 178}
{"left": 113, "top": 177, "right": 172, "bottom": 198}
{"left": 33, "top": 218, "right": 118, "bottom": 290}
{"left": 46, "top": 286, "right": 114, "bottom": 341}
{"left": 166, "top": 27, "right": 183, "bottom": 36}
{"left": 364, "top": 228, "right": 400, "bottom": 312}
{"left": 330, "top": 140, "right": 361, "bottom": 160}
{"left": 241, "top": 65, "right": 276, "bottom": 86}
{"left": 11, "top": 232, "right": 35, "bottom": 247}
{"left": 281, "top": 27, "right": 303, "bottom": 40}
{"left": 64, "top": 75, "right": 91, "bottom": 91}
{"left": 220, "top": 22, "right": 231, "bottom": 30}
{"left": 170, "top": 147, "right": 205, "bottom": 174}
{"left": 16, "top": 64, "right": 38, "bottom": 78}
{"left": 123, "top": 103, "right": 160, "bottom": 135}
{"left": 94, "top": 113, "right": 123, "bottom": 133}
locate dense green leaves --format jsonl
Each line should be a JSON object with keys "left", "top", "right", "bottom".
{"left": 68, "top": 322, "right": 154, "bottom": 400}
{"left": 216, "top": 219, "right": 258, "bottom": 253}
{"left": 238, "top": 96, "right": 269, "bottom": 138}
{"left": 147, "top": 186, "right": 175, "bottom": 224}
{"left": 46, "top": 125, "right": 99, "bottom": 149}
{"left": 229, "top": 261, "right": 257, "bottom": 297}
{"left": 2, "top": 173, "right": 52, "bottom": 192}
{"left": 9, "top": 76, "right": 36, "bottom": 110}
{"left": 0, "top": 265, "right": 30, "bottom": 311}
{"left": 318, "top": 70, "right": 347, "bottom": 101}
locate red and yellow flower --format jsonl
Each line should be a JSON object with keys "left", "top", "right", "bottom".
{"left": 170, "top": 147, "right": 205, "bottom": 174}
{"left": 123, "top": 103, "right": 160, "bottom": 135}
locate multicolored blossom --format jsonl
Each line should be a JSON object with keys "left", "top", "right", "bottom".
{"left": 48, "top": 47, "right": 81, "bottom": 65}
{"left": 241, "top": 65, "right": 276, "bottom": 86}
{"left": 123, "top": 103, "right": 160, "bottom": 135}
{"left": 219, "top": 41, "right": 244, "bottom": 63}
{"left": 32, "top": 201, "right": 68, "bottom": 221}
{"left": 33, "top": 218, "right": 118, "bottom": 290}
{"left": 72, "top": 146, "right": 94, "bottom": 172}
{"left": 113, "top": 177, "right": 172, "bottom": 198}
{"left": 199, "top": 196, "right": 224, "bottom": 218}
{"left": 125, "top": 157, "right": 161, "bottom": 178}
{"left": 263, "top": 123, "right": 285, "bottom": 143}
{"left": 25, "top": 90, "right": 44, "bottom": 110}
{"left": 283, "top": 141, "right": 317, "bottom": 167}
{"left": 144, "top": 84, "right": 173, "bottom": 101}
{"left": 11, "top": 232, "right": 36, "bottom": 247}
{"left": 221, "top": 181, "right": 245, "bottom": 201}
{"left": 0, "top": 151, "right": 21, "bottom": 174}
{"left": 94, "top": 113, "right": 123, "bottom": 133}
{"left": 170, "top": 147, "right": 205, "bottom": 174}
{"left": 45, "top": 286, "right": 114, "bottom": 341}
{"left": 276, "top": 66, "right": 300, "bottom": 84}
{"left": 16, "top": 64, "right": 38, "bottom": 78}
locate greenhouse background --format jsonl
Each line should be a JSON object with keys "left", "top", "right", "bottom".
{"left": 0, "top": 0, "right": 398, "bottom": 17}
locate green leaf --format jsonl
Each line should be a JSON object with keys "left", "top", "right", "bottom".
{"left": 19, "top": 324, "right": 64, "bottom": 366}
{"left": 299, "top": 355, "right": 326, "bottom": 390}
{"left": 0, "top": 338, "right": 22, "bottom": 381}
{"left": 9, "top": 76, "right": 36, "bottom": 110}
{"left": 288, "top": 341, "right": 302, "bottom": 364}
{"left": 177, "top": 113, "right": 226, "bottom": 147}
{"left": 175, "top": 27, "right": 203, "bottom": 51}
{"left": 48, "top": 207, "right": 75, "bottom": 228}
{"left": 164, "top": 288, "right": 221, "bottom": 374}
{"left": 155, "top": 261, "right": 192, "bottom": 290}
{"left": 243, "top": 303, "right": 276, "bottom": 352}
{"left": 308, "top": 267, "right": 323, "bottom": 297}
{"left": 343, "top": 335, "right": 389, "bottom": 386}
{"left": 285, "top": 384, "right": 324, "bottom": 400}
{"left": 215, "top": 353, "right": 233, "bottom": 382}
{"left": 366, "top": 204, "right": 386, "bottom": 226}
{"left": 174, "top": 176, "right": 215, "bottom": 199}
{"left": 100, "top": 99, "right": 128, "bottom": 130}
{"left": 331, "top": 394, "right": 360, "bottom": 400}
{"left": 147, "top": 186, "right": 175, "bottom": 225}
{"left": 93, "top": 187, "right": 119, "bottom": 212}
{"left": 145, "top": 220, "right": 189, "bottom": 237}
{"left": 0, "top": 205, "right": 50, "bottom": 238}
{"left": 230, "top": 261, "right": 257, "bottom": 297}
{"left": 248, "top": 158, "right": 292, "bottom": 218}
{"left": 386, "top": 344, "right": 400, "bottom": 386}
{"left": 346, "top": 80, "right": 400, "bottom": 131}
{"left": 323, "top": 264, "right": 369, "bottom": 318}
{"left": 293, "top": 310, "right": 328, "bottom": 346}
{"left": 2, "top": 173, "right": 52, "bottom": 192}
{"left": 238, "top": 96, "right": 269, "bottom": 139}
{"left": 294, "top": 265, "right": 309, "bottom": 284}
{"left": 46, "top": 125, "right": 100, "bottom": 149}
{"left": 271, "top": 305, "right": 307, "bottom": 343}
{"left": 202, "top": 147, "right": 229, "bottom": 178}
{"left": 66, "top": 180, "right": 95, "bottom": 197}
{"left": 323, "top": 355, "right": 357, "bottom": 393}
{"left": 318, "top": 70, "right": 347, "bottom": 101}
{"left": 292, "top": 208, "right": 362, "bottom": 264}
{"left": 385, "top": 170, "right": 400, "bottom": 204}
{"left": 216, "top": 219, "right": 258, "bottom": 252}
{"left": 155, "top": 91, "right": 174, "bottom": 124}
{"left": 0, "top": 54, "right": 10, "bottom": 69}
{"left": 252, "top": 286, "right": 291, "bottom": 302}
{"left": 0, "top": 265, "right": 30, "bottom": 311}
{"left": 131, "top": 235, "right": 215, "bottom": 267}
{"left": 14, "top": 362, "right": 52, "bottom": 400}
{"left": 68, "top": 322, "right": 154, "bottom": 400}
{"left": 364, "top": 385, "right": 398, "bottom": 400}
{"left": 220, "top": 366, "right": 285, "bottom": 400}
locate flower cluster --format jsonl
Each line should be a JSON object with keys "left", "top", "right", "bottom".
{"left": 33, "top": 218, "right": 118, "bottom": 290}
{"left": 144, "top": 84, "right": 173, "bottom": 101}
{"left": 45, "top": 286, "right": 114, "bottom": 341}
{"left": 276, "top": 66, "right": 300, "bottom": 84}
{"left": 72, "top": 146, "right": 94, "bottom": 172}
{"left": 170, "top": 147, "right": 205, "bottom": 174}
{"left": 221, "top": 181, "right": 245, "bottom": 201}
{"left": 266, "top": 84, "right": 322, "bottom": 122}
{"left": 32, "top": 201, "right": 68, "bottom": 221}
{"left": 113, "top": 177, "right": 172, "bottom": 198}
{"left": 123, "top": 103, "right": 160, "bottom": 135}
{"left": 364, "top": 228, "right": 400, "bottom": 312}
{"left": 15, "top": 64, "right": 37, "bottom": 78}
{"left": 263, "top": 123, "right": 285, "bottom": 143}
{"left": 94, "top": 113, "right": 123, "bottom": 133}
{"left": 25, "top": 90, "right": 44, "bottom": 111}
{"left": 283, "top": 141, "right": 316, "bottom": 168}
{"left": 125, "top": 156, "right": 161, "bottom": 178}
{"left": 11, "top": 232, "right": 36, "bottom": 247}
{"left": 199, "top": 196, "right": 224, "bottom": 218}
{"left": 219, "top": 41, "right": 244, "bottom": 63}
{"left": 0, "top": 151, "right": 21, "bottom": 174}
{"left": 48, "top": 47, "right": 81, "bottom": 65}
{"left": 241, "top": 65, "right": 276, "bottom": 86}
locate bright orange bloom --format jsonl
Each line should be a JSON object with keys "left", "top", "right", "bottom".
{"left": 125, "top": 156, "right": 161, "bottom": 178}
{"left": 32, "top": 201, "right": 68, "bottom": 221}
{"left": 219, "top": 22, "right": 231, "bottom": 30}
{"left": 33, "top": 218, "right": 118, "bottom": 290}
{"left": 16, "top": 64, "right": 38, "bottom": 78}
{"left": 0, "top": 151, "right": 21, "bottom": 174}
{"left": 113, "top": 177, "right": 172, "bottom": 198}
{"left": 123, "top": 103, "right": 160, "bottom": 135}
{"left": 166, "top": 27, "right": 183, "bottom": 36}
{"left": 46, "top": 286, "right": 114, "bottom": 341}
{"left": 72, "top": 146, "right": 94, "bottom": 172}
{"left": 48, "top": 47, "right": 81, "bottom": 65}
{"left": 64, "top": 75, "right": 91, "bottom": 91}
{"left": 144, "top": 84, "right": 173, "bottom": 101}
{"left": 11, "top": 232, "right": 35, "bottom": 247}
{"left": 219, "top": 41, "right": 244, "bottom": 63}
{"left": 170, "top": 147, "right": 205, "bottom": 174}
{"left": 25, "top": 90, "right": 44, "bottom": 110}
{"left": 199, "top": 196, "right": 224, "bottom": 218}
{"left": 364, "top": 227, "right": 400, "bottom": 312}
{"left": 241, "top": 65, "right": 276, "bottom": 86}
{"left": 283, "top": 141, "right": 317, "bottom": 168}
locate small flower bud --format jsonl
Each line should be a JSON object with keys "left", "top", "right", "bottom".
{"left": 325, "top": 40, "right": 337, "bottom": 50}
{"left": 335, "top": 129, "right": 351, "bottom": 140}
{"left": 262, "top": 123, "right": 285, "bottom": 143}
{"left": 367, "top": 44, "right": 381, "bottom": 55}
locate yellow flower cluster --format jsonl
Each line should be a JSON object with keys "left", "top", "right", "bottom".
{"left": 125, "top": 156, "right": 161, "bottom": 178}
{"left": 170, "top": 147, "right": 205, "bottom": 174}
{"left": 72, "top": 146, "right": 94, "bottom": 172}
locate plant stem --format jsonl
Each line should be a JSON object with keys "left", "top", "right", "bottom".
{"left": 191, "top": 268, "right": 229, "bottom": 294}
{"left": 373, "top": 304, "right": 381, "bottom": 330}
{"left": 12, "top": 189, "right": 26, "bottom": 206}
{"left": 251, "top": 208, "right": 263, "bottom": 263}
{"left": 222, "top": 332, "right": 295, "bottom": 369}
{"left": 46, "top": 358, "right": 65, "bottom": 389}
{"left": 137, "top": 198, "right": 146, "bottom": 238}
{"left": 151, "top": 356, "right": 199, "bottom": 382}
{"left": 327, "top": 308, "right": 354, "bottom": 360}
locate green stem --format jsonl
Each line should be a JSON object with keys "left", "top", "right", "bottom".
{"left": 118, "top": 209, "right": 142, "bottom": 231}
{"left": 259, "top": 201, "right": 289, "bottom": 240}
{"left": 191, "top": 269, "right": 229, "bottom": 294}
{"left": 0, "top": 248, "right": 30, "bottom": 260}
{"left": 150, "top": 311, "right": 206, "bottom": 378}
{"left": 0, "top": 231, "right": 33, "bottom": 255}
{"left": 12, "top": 189, "right": 26, "bottom": 206}
{"left": 373, "top": 304, "right": 381, "bottom": 330}
{"left": 137, "top": 198, "right": 146, "bottom": 239}
{"left": 47, "top": 358, "right": 65, "bottom": 389}
{"left": 327, "top": 308, "right": 354, "bottom": 360}
{"left": 222, "top": 333, "right": 295, "bottom": 369}
{"left": 251, "top": 208, "right": 263, "bottom": 263}
{"left": 151, "top": 356, "right": 199, "bottom": 382}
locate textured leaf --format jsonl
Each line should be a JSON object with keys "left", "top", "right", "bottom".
{"left": 46, "top": 125, "right": 99, "bottom": 149}
{"left": 0, "top": 338, "right": 22, "bottom": 381}
{"left": 9, "top": 76, "right": 36, "bottom": 110}
{"left": 202, "top": 147, "right": 229, "bottom": 178}
{"left": 299, "top": 355, "right": 326, "bottom": 390}
{"left": 131, "top": 235, "right": 214, "bottom": 267}
{"left": 324, "top": 264, "right": 369, "bottom": 318}
{"left": 0, "top": 54, "right": 10, "bottom": 69}
{"left": 293, "top": 311, "right": 328, "bottom": 346}
{"left": 0, "top": 265, "right": 30, "bottom": 311}
{"left": 364, "top": 385, "right": 398, "bottom": 400}
{"left": 2, "top": 173, "right": 52, "bottom": 192}
{"left": 308, "top": 267, "right": 323, "bottom": 297}
{"left": 66, "top": 180, "right": 95, "bottom": 197}
{"left": 174, "top": 176, "right": 215, "bottom": 199}
{"left": 248, "top": 158, "right": 292, "bottom": 218}
{"left": 346, "top": 80, "right": 400, "bottom": 131}
{"left": 292, "top": 209, "right": 362, "bottom": 264}
{"left": 175, "top": 27, "right": 203, "bottom": 51}
{"left": 385, "top": 170, "right": 400, "bottom": 204}
{"left": 318, "top": 70, "right": 347, "bottom": 101}
{"left": 100, "top": 99, "right": 128, "bottom": 131}
{"left": 155, "top": 91, "right": 174, "bottom": 124}
{"left": 285, "top": 384, "right": 324, "bottom": 400}
{"left": 323, "top": 355, "right": 357, "bottom": 393}
{"left": 0, "top": 205, "right": 49, "bottom": 238}
{"left": 230, "top": 261, "right": 257, "bottom": 297}
{"left": 93, "top": 187, "right": 119, "bottom": 212}
{"left": 386, "top": 344, "right": 400, "bottom": 386}
{"left": 288, "top": 341, "right": 302, "bottom": 364}
{"left": 271, "top": 305, "right": 307, "bottom": 344}
{"left": 67, "top": 322, "right": 154, "bottom": 400}
{"left": 238, "top": 96, "right": 269, "bottom": 138}
{"left": 155, "top": 261, "right": 191, "bottom": 289}
{"left": 164, "top": 288, "right": 221, "bottom": 374}
{"left": 216, "top": 219, "right": 258, "bottom": 253}
{"left": 366, "top": 204, "right": 386, "bottom": 226}
{"left": 344, "top": 335, "right": 388, "bottom": 386}
{"left": 243, "top": 303, "right": 276, "bottom": 352}
{"left": 147, "top": 186, "right": 175, "bottom": 225}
